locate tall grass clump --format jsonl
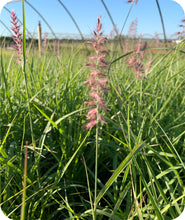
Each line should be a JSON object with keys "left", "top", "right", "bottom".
{"left": 0, "top": 1, "right": 185, "bottom": 220}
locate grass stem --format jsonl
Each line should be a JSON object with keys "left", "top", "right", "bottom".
{"left": 20, "top": 142, "right": 28, "bottom": 220}
{"left": 94, "top": 123, "right": 99, "bottom": 219}
{"left": 22, "top": 0, "right": 36, "bottom": 149}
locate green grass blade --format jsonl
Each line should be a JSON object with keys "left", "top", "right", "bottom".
{"left": 152, "top": 79, "right": 185, "bottom": 123}
{"left": 110, "top": 181, "right": 131, "bottom": 219}
{"left": 143, "top": 155, "right": 176, "bottom": 218}
{"left": 82, "top": 155, "right": 95, "bottom": 220}
{"left": 154, "top": 118, "right": 185, "bottom": 170}
{"left": 0, "top": 49, "right": 13, "bottom": 114}
{"left": 55, "top": 129, "right": 91, "bottom": 184}
{"left": 96, "top": 143, "right": 145, "bottom": 205}
{"left": 134, "top": 160, "right": 164, "bottom": 220}
{"left": 155, "top": 192, "right": 185, "bottom": 219}
{"left": 0, "top": 115, "right": 17, "bottom": 158}
{"left": 33, "top": 103, "right": 85, "bottom": 134}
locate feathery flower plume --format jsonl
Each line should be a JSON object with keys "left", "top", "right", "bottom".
{"left": 124, "top": 18, "right": 138, "bottom": 53}
{"left": 84, "top": 15, "right": 109, "bottom": 129}
{"left": 126, "top": 34, "right": 152, "bottom": 80}
{"left": 129, "top": 18, "right": 138, "bottom": 40}
{"left": 11, "top": 10, "right": 23, "bottom": 65}
{"left": 176, "top": 18, "right": 185, "bottom": 39}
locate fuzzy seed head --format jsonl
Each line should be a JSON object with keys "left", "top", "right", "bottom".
{"left": 11, "top": 10, "right": 23, "bottom": 65}
{"left": 84, "top": 15, "right": 109, "bottom": 129}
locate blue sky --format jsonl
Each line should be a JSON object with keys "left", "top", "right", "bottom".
{"left": 0, "top": 0, "right": 184, "bottom": 39}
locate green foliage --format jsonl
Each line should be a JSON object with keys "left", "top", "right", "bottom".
{"left": 0, "top": 37, "right": 185, "bottom": 219}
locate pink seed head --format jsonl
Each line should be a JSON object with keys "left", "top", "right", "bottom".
{"left": 84, "top": 15, "right": 109, "bottom": 129}
{"left": 11, "top": 10, "right": 23, "bottom": 65}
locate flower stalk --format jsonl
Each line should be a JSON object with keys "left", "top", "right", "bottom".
{"left": 20, "top": 142, "right": 28, "bottom": 220}
{"left": 84, "top": 16, "right": 109, "bottom": 130}
{"left": 84, "top": 15, "right": 109, "bottom": 218}
{"left": 126, "top": 35, "right": 152, "bottom": 80}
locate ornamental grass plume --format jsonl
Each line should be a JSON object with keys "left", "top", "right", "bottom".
{"left": 128, "top": 18, "right": 138, "bottom": 40}
{"left": 124, "top": 18, "right": 138, "bottom": 53}
{"left": 176, "top": 18, "right": 185, "bottom": 39}
{"left": 84, "top": 15, "right": 109, "bottom": 130}
{"left": 11, "top": 10, "right": 23, "bottom": 65}
{"left": 126, "top": 34, "right": 152, "bottom": 80}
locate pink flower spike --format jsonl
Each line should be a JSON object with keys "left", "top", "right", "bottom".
{"left": 11, "top": 10, "right": 23, "bottom": 65}
{"left": 84, "top": 15, "right": 109, "bottom": 129}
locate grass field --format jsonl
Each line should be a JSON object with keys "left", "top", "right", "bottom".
{"left": 1, "top": 1, "right": 185, "bottom": 220}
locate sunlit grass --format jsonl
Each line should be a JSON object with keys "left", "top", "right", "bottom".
{"left": 1, "top": 36, "right": 185, "bottom": 219}
{"left": 0, "top": 0, "right": 185, "bottom": 218}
